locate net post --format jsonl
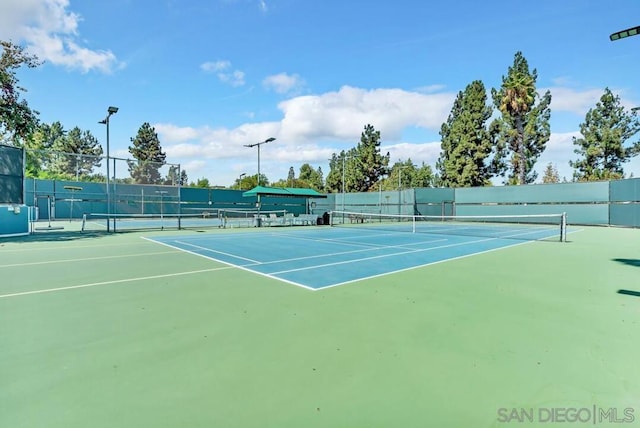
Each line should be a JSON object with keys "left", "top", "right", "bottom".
{"left": 81, "top": 213, "right": 87, "bottom": 232}
{"left": 329, "top": 211, "right": 333, "bottom": 227}
{"left": 560, "top": 212, "right": 567, "bottom": 242}
{"left": 412, "top": 214, "right": 416, "bottom": 233}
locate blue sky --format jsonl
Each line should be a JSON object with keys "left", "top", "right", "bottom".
{"left": 2, "top": 0, "right": 640, "bottom": 186}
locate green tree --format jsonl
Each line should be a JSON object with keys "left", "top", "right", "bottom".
{"left": 413, "top": 162, "right": 435, "bottom": 188}
{"left": 179, "top": 169, "right": 188, "bottom": 186}
{"left": 326, "top": 125, "right": 389, "bottom": 193}
{"left": 437, "top": 80, "right": 497, "bottom": 187}
{"left": 30, "top": 122, "right": 66, "bottom": 176}
{"left": 195, "top": 177, "right": 210, "bottom": 188}
{"left": 570, "top": 88, "right": 640, "bottom": 181}
{"left": 491, "top": 52, "right": 552, "bottom": 185}
{"left": 49, "top": 127, "right": 103, "bottom": 179}
{"left": 0, "top": 40, "right": 41, "bottom": 146}
{"left": 354, "top": 124, "right": 390, "bottom": 191}
{"left": 381, "top": 159, "right": 434, "bottom": 190}
{"left": 272, "top": 164, "right": 324, "bottom": 190}
{"left": 325, "top": 149, "right": 359, "bottom": 193}
{"left": 299, "top": 163, "right": 324, "bottom": 191}
{"left": 234, "top": 173, "right": 268, "bottom": 189}
{"left": 541, "top": 162, "right": 560, "bottom": 184}
{"left": 128, "top": 122, "right": 166, "bottom": 184}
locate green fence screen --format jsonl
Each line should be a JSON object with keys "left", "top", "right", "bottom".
{"left": 0, "top": 145, "right": 24, "bottom": 204}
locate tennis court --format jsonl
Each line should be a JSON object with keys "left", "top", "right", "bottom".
{"left": 1, "top": 222, "right": 639, "bottom": 427}
{"left": 148, "top": 213, "right": 566, "bottom": 290}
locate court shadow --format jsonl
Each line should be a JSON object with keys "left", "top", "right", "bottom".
{"left": 612, "top": 258, "right": 640, "bottom": 268}
{"left": 0, "top": 230, "right": 109, "bottom": 243}
{"left": 617, "top": 289, "right": 640, "bottom": 297}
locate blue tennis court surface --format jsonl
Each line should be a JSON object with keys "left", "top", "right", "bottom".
{"left": 147, "top": 224, "right": 561, "bottom": 290}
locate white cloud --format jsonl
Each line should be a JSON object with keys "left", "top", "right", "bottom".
{"left": 543, "top": 86, "right": 604, "bottom": 115}
{"left": 382, "top": 142, "right": 442, "bottom": 165}
{"left": 153, "top": 124, "right": 203, "bottom": 143}
{"left": 415, "top": 84, "right": 447, "bottom": 94}
{"left": 0, "top": 0, "right": 120, "bottom": 73}
{"left": 258, "top": 0, "right": 268, "bottom": 12}
{"left": 201, "top": 59, "right": 245, "bottom": 86}
{"left": 155, "top": 86, "right": 455, "bottom": 166}
{"left": 157, "top": 121, "right": 282, "bottom": 160}
{"left": 278, "top": 85, "right": 455, "bottom": 142}
{"left": 152, "top": 85, "right": 457, "bottom": 185}
{"left": 200, "top": 60, "right": 231, "bottom": 72}
{"left": 263, "top": 72, "right": 305, "bottom": 94}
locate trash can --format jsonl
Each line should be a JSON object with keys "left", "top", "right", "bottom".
{"left": 322, "top": 212, "right": 330, "bottom": 225}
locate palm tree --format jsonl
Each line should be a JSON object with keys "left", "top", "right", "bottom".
{"left": 496, "top": 68, "right": 536, "bottom": 185}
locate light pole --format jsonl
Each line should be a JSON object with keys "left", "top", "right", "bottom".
{"left": 341, "top": 153, "right": 358, "bottom": 212}
{"left": 99, "top": 106, "right": 118, "bottom": 232}
{"left": 244, "top": 137, "right": 275, "bottom": 186}
{"left": 398, "top": 165, "right": 409, "bottom": 190}
{"left": 397, "top": 165, "right": 409, "bottom": 215}
{"left": 238, "top": 172, "right": 246, "bottom": 190}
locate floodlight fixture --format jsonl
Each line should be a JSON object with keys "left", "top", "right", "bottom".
{"left": 610, "top": 25, "right": 640, "bottom": 41}
{"left": 244, "top": 137, "right": 276, "bottom": 186}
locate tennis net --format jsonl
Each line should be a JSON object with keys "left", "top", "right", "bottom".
{"left": 81, "top": 212, "right": 223, "bottom": 232}
{"left": 329, "top": 210, "right": 567, "bottom": 242}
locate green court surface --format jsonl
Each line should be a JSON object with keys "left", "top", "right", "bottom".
{"left": 1, "top": 225, "right": 639, "bottom": 427}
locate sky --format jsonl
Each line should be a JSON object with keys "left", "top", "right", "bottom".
{"left": 2, "top": 0, "right": 640, "bottom": 186}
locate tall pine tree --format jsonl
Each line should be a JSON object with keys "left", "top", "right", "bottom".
{"left": 570, "top": 88, "right": 640, "bottom": 181}
{"left": 491, "top": 52, "right": 551, "bottom": 185}
{"left": 541, "top": 162, "right": 560, "bottom": 183}
{"left": 128, "top": 122, "right": 166, "bottom": 184}
{"left": 353, "top": 124, "right": 390, "bottom": 192}
{"left": 50, "top": 127, "right": 103, "bottom": 179}
{"left": 437, "top": 80, "right": 496, "bottom": 187}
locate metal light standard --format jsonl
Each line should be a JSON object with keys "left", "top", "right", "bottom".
{"left": 244, "top": 137, "right": 275, "bottom": 186}
{"left": 98, "top": 106, "right": 118, "bottom": 232}
{"left": 397, "top": 165, "right": 409, "bottom": 215}
{"left": 238, "top": 172, "right": 246, "bottom": 190}
{"left": 341, "top": 153, "right": 359, "bottom": 212}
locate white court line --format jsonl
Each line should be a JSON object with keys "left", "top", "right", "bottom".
{"left": 0, "top": 266, "right": 233, "bottom": 299}
{"left": 235, "top": 238, "right": 450, "bottom": 267}
{"left": 264, "top": 231, "right": 448, "bottom": 250}
{"left": 175, "top": 240, "right": 261, "bottom": 263}
{"left": 319, "top": 239, "right": 533, "bottom": 290}
{"left": 0, "top": 241, "right": 154, "bottom": 253}
{"left": 317, "top": 228, "right": 584, "bottom": 290}
{"left": 158, "top": 230, "right": 448, "bottom": 262}
{"left": 144, "top": 237, "right": 315, "bottom": 291}
{"left": 0, "top": 250, "right": 180, "bottom": 268}
{"left": 268, "top": 236, "right": 500, "bottom": 276}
